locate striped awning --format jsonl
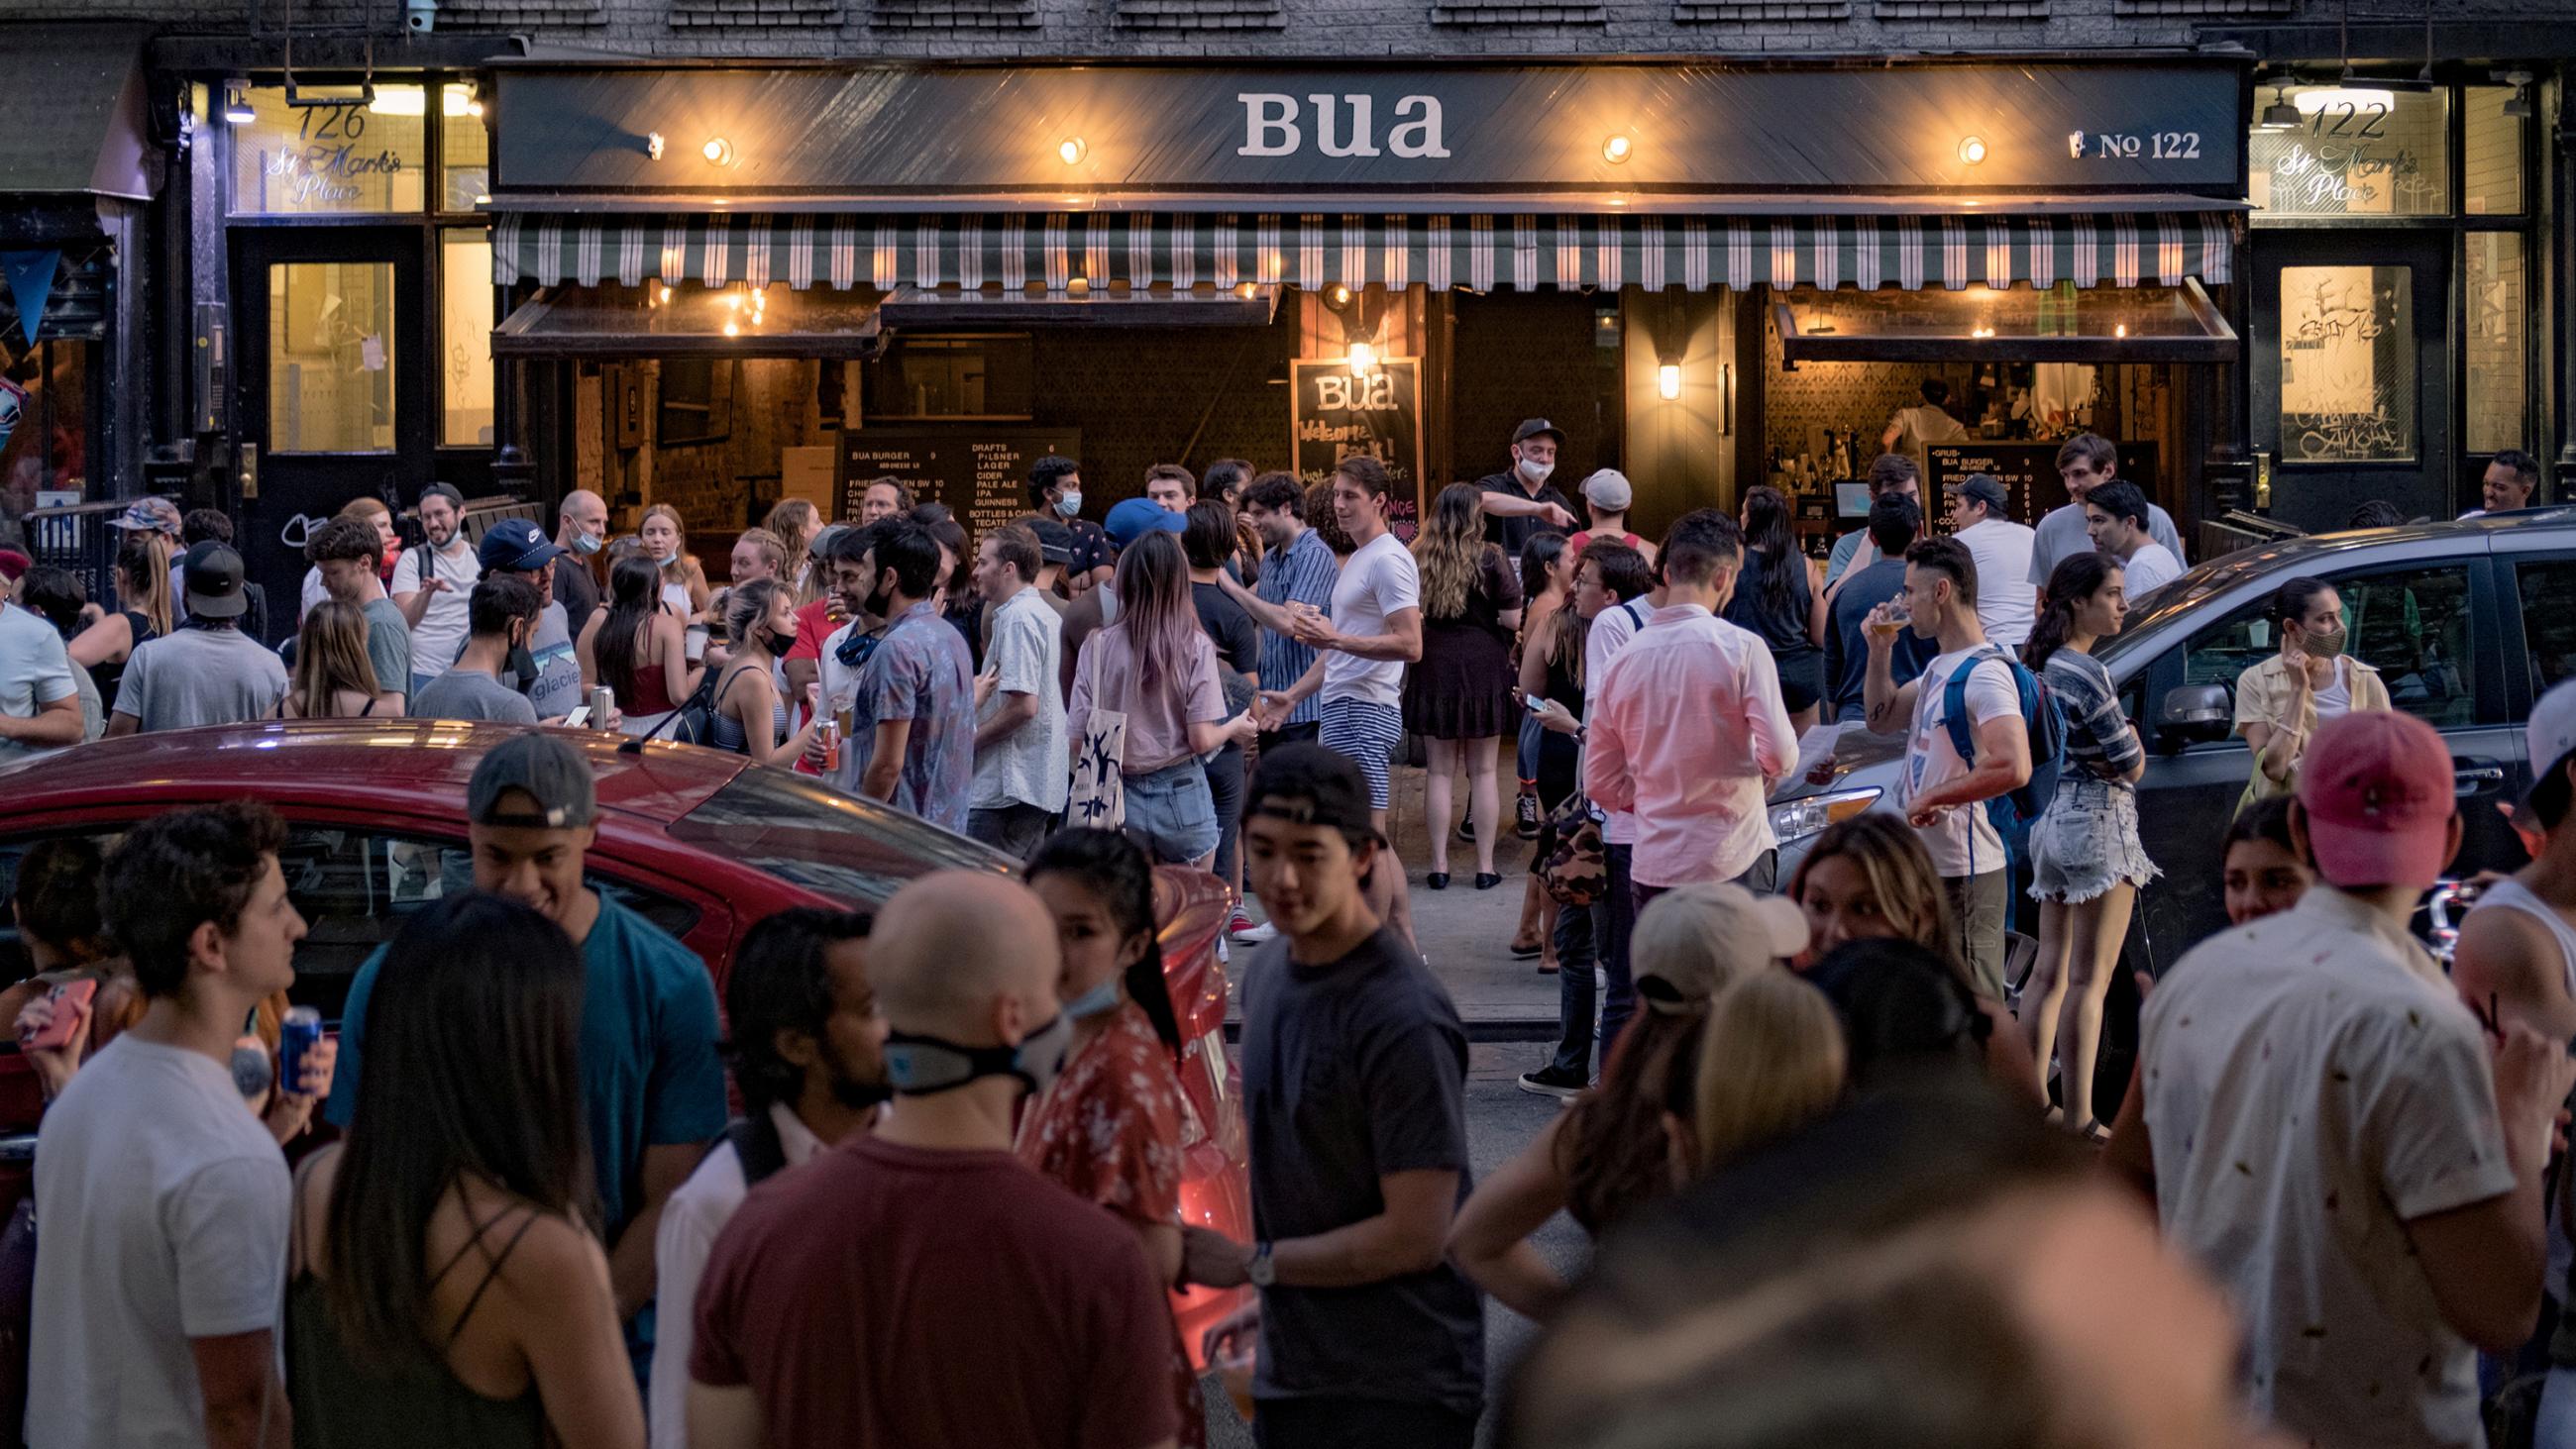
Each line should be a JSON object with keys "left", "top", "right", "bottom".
{"left": 493, "top": 210, "right": 2233, "bottom": 294}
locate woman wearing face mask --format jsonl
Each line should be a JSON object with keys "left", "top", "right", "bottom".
{"left": 710, "top": 580, "right": 819, "bottom": 767}
{"left": 1016, "top": 828, "right": 1205, "bottom": 1449}
{"left": 638, "top": 503, "right": 711, "bottom": 628}
{"left": 2236, "top": 576, "right": 2389, "bottom": 807}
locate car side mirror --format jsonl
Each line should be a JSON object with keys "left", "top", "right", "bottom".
{"left": 2155, "top": 683, "right": 2234, "bottom": 755}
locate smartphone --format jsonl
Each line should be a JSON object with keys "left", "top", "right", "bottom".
{"left": 563, "top": 705, "right": 593, "bottom": 729}
{"left": 1525, "top": 695, "right": 1553, "bottom": 715}
{"left": 21, "top": 978, "right": 97, "bottom": 1053}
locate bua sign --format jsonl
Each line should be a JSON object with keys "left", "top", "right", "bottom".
{"left": 1235, "top": 93, "right": 1450, "bottom": 159}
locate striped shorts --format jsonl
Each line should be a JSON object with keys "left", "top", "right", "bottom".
{"left": 1321, "top": 696, "right": 1404, "bottom": 810}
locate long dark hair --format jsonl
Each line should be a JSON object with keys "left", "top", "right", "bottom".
{"left": 1740, "top": 485, "right": 1802, "bottom": 618}
{"left": 596, "top": 554, "right": 661, "bottom": 707}
{"left": 324, "top": 892, "right": 593, "bottom": 1370}
{"left": 1519, "top": 529, "right": 1568, "bottom": 602}
{"left": 2024, "top": 551, "right": 2119, "bottom": 673}
{"left": 1556, "top": 1010, "right": 1705, "bottom": 1235}
{"left": 1024, "top": 827, "right": 1182, "bottom": 1055}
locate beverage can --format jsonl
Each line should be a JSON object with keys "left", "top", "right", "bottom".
{"left": 821, "top": 716, "right": 842, "bottom": 773}
{"left": 590, "top": 686, "right": 615, "bottom": 728}
{"left": 279, "top": 1006, "right": 324, "bottom": 1097}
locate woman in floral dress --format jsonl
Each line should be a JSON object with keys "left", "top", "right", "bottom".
{"left": 1018, "top": 826, "right": 1205, "bottom": 1446}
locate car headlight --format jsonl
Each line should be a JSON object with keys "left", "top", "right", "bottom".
{"left": 1770, "top": 786, "right": 1881, "bottom": 845}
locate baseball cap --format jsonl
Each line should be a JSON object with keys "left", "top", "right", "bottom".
{"left": 1512, "top": 418, "right": 1565, "bottom": 449}
{"left": 180, "top": 541, "right": 249, "bottom": 620}
{"left": 109, "top": 497, "right": 182, "bottom": 536}
{"left": 0, "top": 550, "right": 29, "bottom": 584}
{"left": 468, "top": 733, "right": 598, "bottom": 831}
{"left": 1580, "top": 468, "right": 1633, "bottom": 512}
{"left": 1633, "top": 883, "right": 1810, "bottom": 1012}
{"left": 420, "top": 482, "right": 467, "bottom": 512}
{"left": 1958, "top": 474, "right": 2009, "bottom": 514}
{"left": 1105, "top": 496, "right": 1188, "bottom": 550}
{"left": 1244, "top": 743, "right": 1381, "bottom": 844}
{"left": 2296, "top": 710, "right": 2458, "bottom": 889}
{"left": 1025, "top": 517, "right": 1074, "bottom": 567}
{"left": 2525, "top": 676, "right": 2576, "bottom": 825}
{"left": 478, "top": 517, "right": 566, "bottom": 573}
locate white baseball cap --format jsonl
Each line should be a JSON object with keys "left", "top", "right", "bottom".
{"left": 2528, "top": 676, "right": 2576, "bottom": 822}
{"left": 1632, "top": 882, "right": 1810, "bottom": 1013}
{"left": 1580, "top": 469, "right": 1634, "bottom": 512}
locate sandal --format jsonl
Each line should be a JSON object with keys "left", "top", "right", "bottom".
{"left": 1509, "top": 937, "right": 1544, "bottom": 959}
{"left": 2078, "top": 1119, "right": 2113, "bottom": 1145}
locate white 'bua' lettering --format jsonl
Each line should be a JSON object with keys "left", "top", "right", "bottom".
{"left": 1238, "top": 93, "right": 1300, "bottom": 157}
{"left": 1310, "top": 93, "right": 1382, "bottom": 157}
{"left": 1388, "top": 95, "right": 1450, "bottom": 158}
{"left": 1236, "top": 92, "right": 1449, "bottom": 160}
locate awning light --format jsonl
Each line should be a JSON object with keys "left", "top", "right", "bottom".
{"left": 1957, "top": 136, "right": 1987, "bottom": 165}
{"left": 223, "top": 79, "right": 256, "bottom": 125}
{"left": 1602, "top": 134, "right": 1633, "bottom": 164}
{"left": 1058, "top": 137, "right": 1087, "bottom": 165}
{"left": 1658, "top": 363, "right": 1681, "bottom": 400}
{"left": 702, "top": 137, "right": 734, "bottom": 166}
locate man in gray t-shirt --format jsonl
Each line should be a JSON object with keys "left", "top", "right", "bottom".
{"left": 0, "top": 598, "right": 84, "bottom": 758}
{"left": 411, "top": 667, "right": 539, "bottom": 725}
{"left": 108, "top": 545, "right": 287, "bottom": 736}
{"left": 410, "top": 575, "right": 543, "bottom": 726}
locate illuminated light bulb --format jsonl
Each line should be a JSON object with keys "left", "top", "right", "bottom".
{"left": 2114, "top": 323, "right": 2128, "bottom": 338}
{"left": 1058, "top": 137, "right": 1087, "bottom": 165}
{"left": 722, "top": 321, "right": 740, "bottom": 338}
{"left": 1348, "top": 342, "right": 1379, "bottom": 375}
{"left": 702, "top": 137, "right": 733, "bottom": 166}
{"left": 659, "top": 285, "right": 673, "bottom": 304}
{"left": 1602, "top": 134, "right": 1633, "bottom": 164}
{"left": 1659, "top": 363, "right": 1681, "bottom": 400}
{"left": 1958, "top": 136, "right": 1987, "bottom": 165}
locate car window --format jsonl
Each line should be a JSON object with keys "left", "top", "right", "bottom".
{"left": 2519, "top": 559, "right": 2576, "bottom": 696}
{"left": 2180, "top": 564, "right": 2476, "bottom": 731}
{"left": 669, "top": 767, "right": 1004, "bottom": 907}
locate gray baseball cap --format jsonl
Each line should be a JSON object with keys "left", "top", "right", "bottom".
{"left": 468, "top": 733, "right": 598, "bottom": 830}
{"left": 1958, "top": 473, "right": 2010, "bottom": 514}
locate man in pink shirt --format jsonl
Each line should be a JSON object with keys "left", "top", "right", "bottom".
{"left": 1584, "top": 510, "right": 1799, "bottom": 907}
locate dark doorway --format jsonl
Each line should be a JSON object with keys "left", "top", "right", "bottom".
{"left": 1448, "top": 292, "right": 1623, "bottom": 490}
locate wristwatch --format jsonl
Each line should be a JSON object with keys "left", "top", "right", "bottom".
{"left": 1246, "top": 1242, "right": 1276, "bottom": 1289}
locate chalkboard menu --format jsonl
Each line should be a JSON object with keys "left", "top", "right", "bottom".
{"left": 1291, "top": 359, "right": 1425, "bottom": 540}
{"left": 837, "top": 427, "right": 1080, "bottom": 540}
{"left": 1925, "top": 441, "right": 2161, "bottom": 526}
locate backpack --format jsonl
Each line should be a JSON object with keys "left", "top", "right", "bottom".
{"left": 1939, "top": 645, "right": 2065, "bottom": 857}
{"left": 707, "top": 1112, "right": 791, "bottom": 1188}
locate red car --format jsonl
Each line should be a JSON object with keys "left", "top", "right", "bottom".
{"left": 0, "top": 721, "right": 1252, "bottom": 1361}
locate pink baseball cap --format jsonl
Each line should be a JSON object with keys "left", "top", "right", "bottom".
{"left": 2297, "top": 710, "right": 2457, "bottom": 889}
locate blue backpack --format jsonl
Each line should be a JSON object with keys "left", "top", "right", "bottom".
{"left": 1940, "top": 645, "right": 2066, "bottom": 858}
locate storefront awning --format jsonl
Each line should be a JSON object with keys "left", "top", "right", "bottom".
{"left": 493, "top": 210, "right": 2234, "bottom": 296}
{"left": 1776, "top": 279, "right": 2239, "bottom": 363}
{"left": 0, "top": 23, "right": 156, "bottom": 202}
{"left": 492, "top": 283, "right": 883, "bottom": 360}
{"left": 878, "top": 283, "right": 1280, "bottom": 327}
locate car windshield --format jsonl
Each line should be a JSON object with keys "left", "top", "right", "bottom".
{"left": 668, "top": 768, "right": 1008, "bottom": 905}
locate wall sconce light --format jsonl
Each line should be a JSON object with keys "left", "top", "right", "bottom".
{"left": 646, "top": 131, "right": 666, "bottom": 160}
{"left": 1658, "top": 362, "right": 1681, "bottom": 401}
{"left": 1602, "top": 133, "right": 1633, "bottom": 164}
{"left": 1957, "top": 136, "right": 1987, "bottom": 165}
{"left": 2113, "top": 323, "right": 2128, "bottom": 338}
{"left": 1058, "top": 137, "right": 1087, "bottom": 165}
{"left": 222, "top": 79, "right": 256, "bottom": 124}
{"left": 1325, "top": 283, "right": 1352, "bottom": 310}
{"left": 1347, "top": 342, "right": 1379, "bottom": 375}
{"left": 2066, "top": 130, "right": 2087, "bottom": 157}
{"left": 701, "top": 137, "right": 734, "bottom": 166}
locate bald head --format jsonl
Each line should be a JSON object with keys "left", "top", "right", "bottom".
{"left": 558, "top": 489, "right": 607, "bottom": 549}
{"left": 869, "top": 871, "right": 1060, "bottom": 1044}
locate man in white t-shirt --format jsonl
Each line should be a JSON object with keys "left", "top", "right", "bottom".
{"left": 2027, "top": 433, "right": 2185, "bottom": 590}
{"left": 2114, "top": 710, "right": 2576, "bottom": 1449}
{"left": 1863, "top": 535, "right": 2029, "bottom": 1000}
{"left": 966, "top": 523, "right": 1067, "bottom": 859}
{"left": 390, "top": 482, "right": 479, "bottom": 697}
{"left": 1944, "top": 473, "right": 2037, "bottom": 648}
{"left": 2083, "top": 479, "right": 2184, "bottom": 597}
{"left": 28, "top": 802, "right": 322, "bottom": 1449}
{"left": 0, "top": 589, "right": 83, "bottom": 759}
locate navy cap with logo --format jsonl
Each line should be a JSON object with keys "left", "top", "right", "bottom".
{"left": 478, "top": 517, "right": 567, "bottom": 574}
{"left": 180, "top": 542, "right": 250, "bottom": 620}
{"left": 468, "top": 733, "right": 598, "bottom": 830}
{"left": 1512, "top": 418, "right": 1565, "bottom": 449}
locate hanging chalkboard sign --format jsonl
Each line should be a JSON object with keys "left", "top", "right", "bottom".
{"left": 1292, "top": 359, "right": 1425, "bottom": 540}
{"left": 836, "top": 427, "right": 1081, "bottom": 540}
{"left": 1925, "top": 440, "right": 2161, "bottom": 527}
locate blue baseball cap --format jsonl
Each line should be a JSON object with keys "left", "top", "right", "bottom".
{"left": 1105, "top": 496, "right": 1188, "bottom": 549}
{"left": 478, "top": 517, "right": 565, "bottom": 573}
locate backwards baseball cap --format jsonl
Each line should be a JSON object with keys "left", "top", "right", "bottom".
{"left": 1244, "top": 743, "right": 1381, "bottom": 844}
{"left": 2526, "top": 676, "right": 2576, "bottom": 826}
{"left": 1632, "top": 882, "right": 1810, "bottom": 1013}
{"left": 419, "top": 482, "right": 467, "bottom": 512}
{"left": 1105, "top": 496, "right": 1188, "bottom": 550}
{"left": 109, "top": 497, "right": 182, "bottom": 536}
{"left": 2296, "top": 710, "right": 2458, "bottom": 889}
{"left": 468, "top": 733, "right": 599, "bottom": 830}
{"left": 1024, "top": 516, "right": 1075, "bottom": 566}
{"left": 1958, "top": 474, "right": 2010, "bottom": 514}
{"left": 1512, "top": 417, "right": 1565, "bottom": 449}
{"left": 180, "top": 541, "right": 249, "bottom": 620}
{"left": 478, "top": 517, "right": 566, "bottom": 573}
{"left": 1580, "top": 468, "right": 1633, "bottom": 512}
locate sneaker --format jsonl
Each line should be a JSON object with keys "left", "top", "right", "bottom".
{"left": 1516, "top": 1065, "right": 1588, "bottom": 1100}
{"left": 1515, "top": 791, "right": 1541, "bottom": 839}
{"left": 1232, "top": 917, "right": 1279, "bottom": 945}
{"left": 1230, "top": 910, "right": 1255, "bottom": 936}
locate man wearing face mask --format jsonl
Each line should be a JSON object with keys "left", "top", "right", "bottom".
{"left": 1473, "top": 418, "right": 1581, "bottom": 555}
{"left": 688, "top": 872, "right": 1180, "bottom": 1449}
{"left": 651, "top": 907, "right": 888, "bottom": 1449}
{"left": 1029, "top": 454, "right": 1117, "bottom": 592}
{"left": 552, "top": 488, "right": 608, "bottom": 626}
{"left": 409, "top": 574, "right": 545, "bottom": 723}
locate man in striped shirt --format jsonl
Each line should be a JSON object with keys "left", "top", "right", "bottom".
{"left": 1223, "top": 470, "right": 1340, "bottom": 756}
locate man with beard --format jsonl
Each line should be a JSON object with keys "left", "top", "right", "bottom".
{"left": 652, "top": 907, "right": 889, "bottom": 1449}
{"left": 809, "top": 518, "right": 974, "bottom": 832}
{"left": 391, "top": 482, "right": 483, "bottom": 697}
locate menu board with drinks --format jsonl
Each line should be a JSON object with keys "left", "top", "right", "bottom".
{"left": 1925, "top": 441, "right": 2160, "bottom": 527}
{"left": 836, "top": 427, "right": 1082, "bottom": 538}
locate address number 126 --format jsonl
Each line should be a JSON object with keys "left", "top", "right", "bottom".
{"left": 2084, "top": 131, "right": 2202, "bottom": 159}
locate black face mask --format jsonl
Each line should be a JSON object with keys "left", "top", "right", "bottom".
{"left": 882, "top": 1014, "right": 1073, "bottom": 1098}
{"left": 766, "top": 626, "right": 799, "bottom": 654}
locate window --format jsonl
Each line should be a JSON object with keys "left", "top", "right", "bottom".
{"left": 228, "top": 85, "right": 427, "bottom": 216}
{"left": 2278, "top": 264, "right": 2415, "bottom": 464}
{"left": 866, "top": 335, "right": 1035, "bottom": 419}
{"left": 657, "top": 359, "right": 731, "bottom": 446}
{"left": 438, "top": 84, "right": 489, "bottom": 212}
{"left": 269, "top": 261, "right": 397, "bottom": 453}
{"left": 0, "top": 340, "right": 92, "bottom": 504}
{"left": 2248, "top": 87, "right": 2448, "bottom": 220}
{"left": 2520, "top": 561, "right": 2576, "bottom": 696}
{"left": 2464, "top": 233, "right": 2526, "bottom": 456}
{"left": 2464, "top": 85, "right": 2524, "bottom": 216}
{"left": 2181, "top": 565, "right": 2475, "bottom": 730}
{"left": 440, "top": 231, "right": 495, "bottom": 447}
{"left": 670, "top": 766, "right": 1001, "bottom": 906}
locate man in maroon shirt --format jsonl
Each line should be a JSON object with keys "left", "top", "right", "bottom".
{"left": 687, "top": 872, "right": 1181, "bottom": 1449}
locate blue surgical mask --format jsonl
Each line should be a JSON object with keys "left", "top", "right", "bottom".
{"left": 1063, "top": 976, "right": 1124, "bottom": 1021}
{"left": 573, "top": 530, "right": 602, "bottom": 556}
{"left": 660, "top": 553, "right": 680, "bottom": 570}
{"left": 1055, "top": 491, "right": 1083, "bottom": 518}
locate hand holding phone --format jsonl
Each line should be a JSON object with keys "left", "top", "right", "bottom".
{"left": 563, "top": 705, "right": 594, "bottom": 729}
{"left": 18, "top": 978, "right": 97, "bottom": 1055}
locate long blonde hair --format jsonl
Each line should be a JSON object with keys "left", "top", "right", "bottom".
{"left": 1412, "top": 482, "right": 1493, "bottom": 621}
{"left": 1787, "top": 814, "right": 1970, "bottom": 988}
{"left": 1691, "top": 972, "right": 1846, "bottom": 1176}
{"left": 118, "top": 535, "right": 175, "bottom": 640}
{"left": 289, "top": 599, "right": 382, "bottom": 717}
{"left": 641, "top": 504, "right": 708, "bottom": 611}
{"left": 762, "top": 499, "right": 820, "bottom": 600}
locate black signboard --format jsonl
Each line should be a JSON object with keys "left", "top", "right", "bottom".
{"left": 1926, "top": 441, "right": 2161, "bottom": 527}
{"left": 1291, "top": 359, "right": 1424, "bottom": 540}
{"left": 837, "top": 427, "right": 1080, "bottom": 540}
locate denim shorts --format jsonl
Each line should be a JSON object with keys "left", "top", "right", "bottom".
{"left": 1122, "top": 758, "right": 1220, "bottom": 864}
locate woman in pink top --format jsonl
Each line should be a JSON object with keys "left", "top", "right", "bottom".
{"left": 1068, "top": 532, "right": 1259, "bottom": 867}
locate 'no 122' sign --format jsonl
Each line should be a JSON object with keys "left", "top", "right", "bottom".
{"left": 1292, "top": 358, "right": 1424, "bottom": 540}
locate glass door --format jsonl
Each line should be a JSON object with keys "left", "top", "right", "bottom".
{"left": 2251, "top": 231, "right": 2451, "bottom": 534}
{"left": 231, "top": 227, "right": 430, "bottom": 640}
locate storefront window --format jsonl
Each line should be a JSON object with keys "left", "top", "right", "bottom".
{"left": 440, "top": 84, "right": 489, "bottom": 212}
{"left": 868, "top": 335, "right": 1035, "bottom": 419}
{"left": 2464, "top": 232, "right": 2526, "bottom": 455}
{"left": 2249, "top": 88, "right": 2448, "bottom": 220}
{"left": 2463, "top": 85, "right": 2524, "bottom": 216}
{"left": 229, "top": 84, "right": 427, "bottom": 216}
{"left": 440, "top": 232, "right": 495, "bottom": 447}
{"left": 0, "top": 342, "right": 91, "bottom": 531}
{"left": 2278, "top": 264, "right": 2415, "bottom": 464}
{"left": 269, "top": 261, "right": 397, "bottom": 453}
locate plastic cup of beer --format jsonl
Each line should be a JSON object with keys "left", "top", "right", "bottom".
{"left": 1868, "top": 597, "right": 1911, "bottom": 642}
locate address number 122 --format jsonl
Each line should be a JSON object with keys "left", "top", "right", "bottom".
{"left": 2084, "top": 131, "right": 2202, "bottom": 159}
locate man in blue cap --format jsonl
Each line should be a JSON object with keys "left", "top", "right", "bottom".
{"left": 1057, "top": 496, "right": 1187, "bottom": 702}
{"left": 477, "top": 516, "right": 591, "bottom": 723}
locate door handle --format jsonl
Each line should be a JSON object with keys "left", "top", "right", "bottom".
{"left": 2454, "top": 764, "right": 2506, "bottom": 796}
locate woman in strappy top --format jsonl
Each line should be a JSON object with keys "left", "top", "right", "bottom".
{"left": 285, "top": 893, "right": 642, "bottom": 1449}
{"left": 279, "top": 600, "right": 403, "bottom": 720}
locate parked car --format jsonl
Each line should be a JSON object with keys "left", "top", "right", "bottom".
{"left": 0, "top": 721, "right": 1253, "bottom": 1360}
{"left": 1769, "top": 507, "right": 2576, "bottom": 972}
